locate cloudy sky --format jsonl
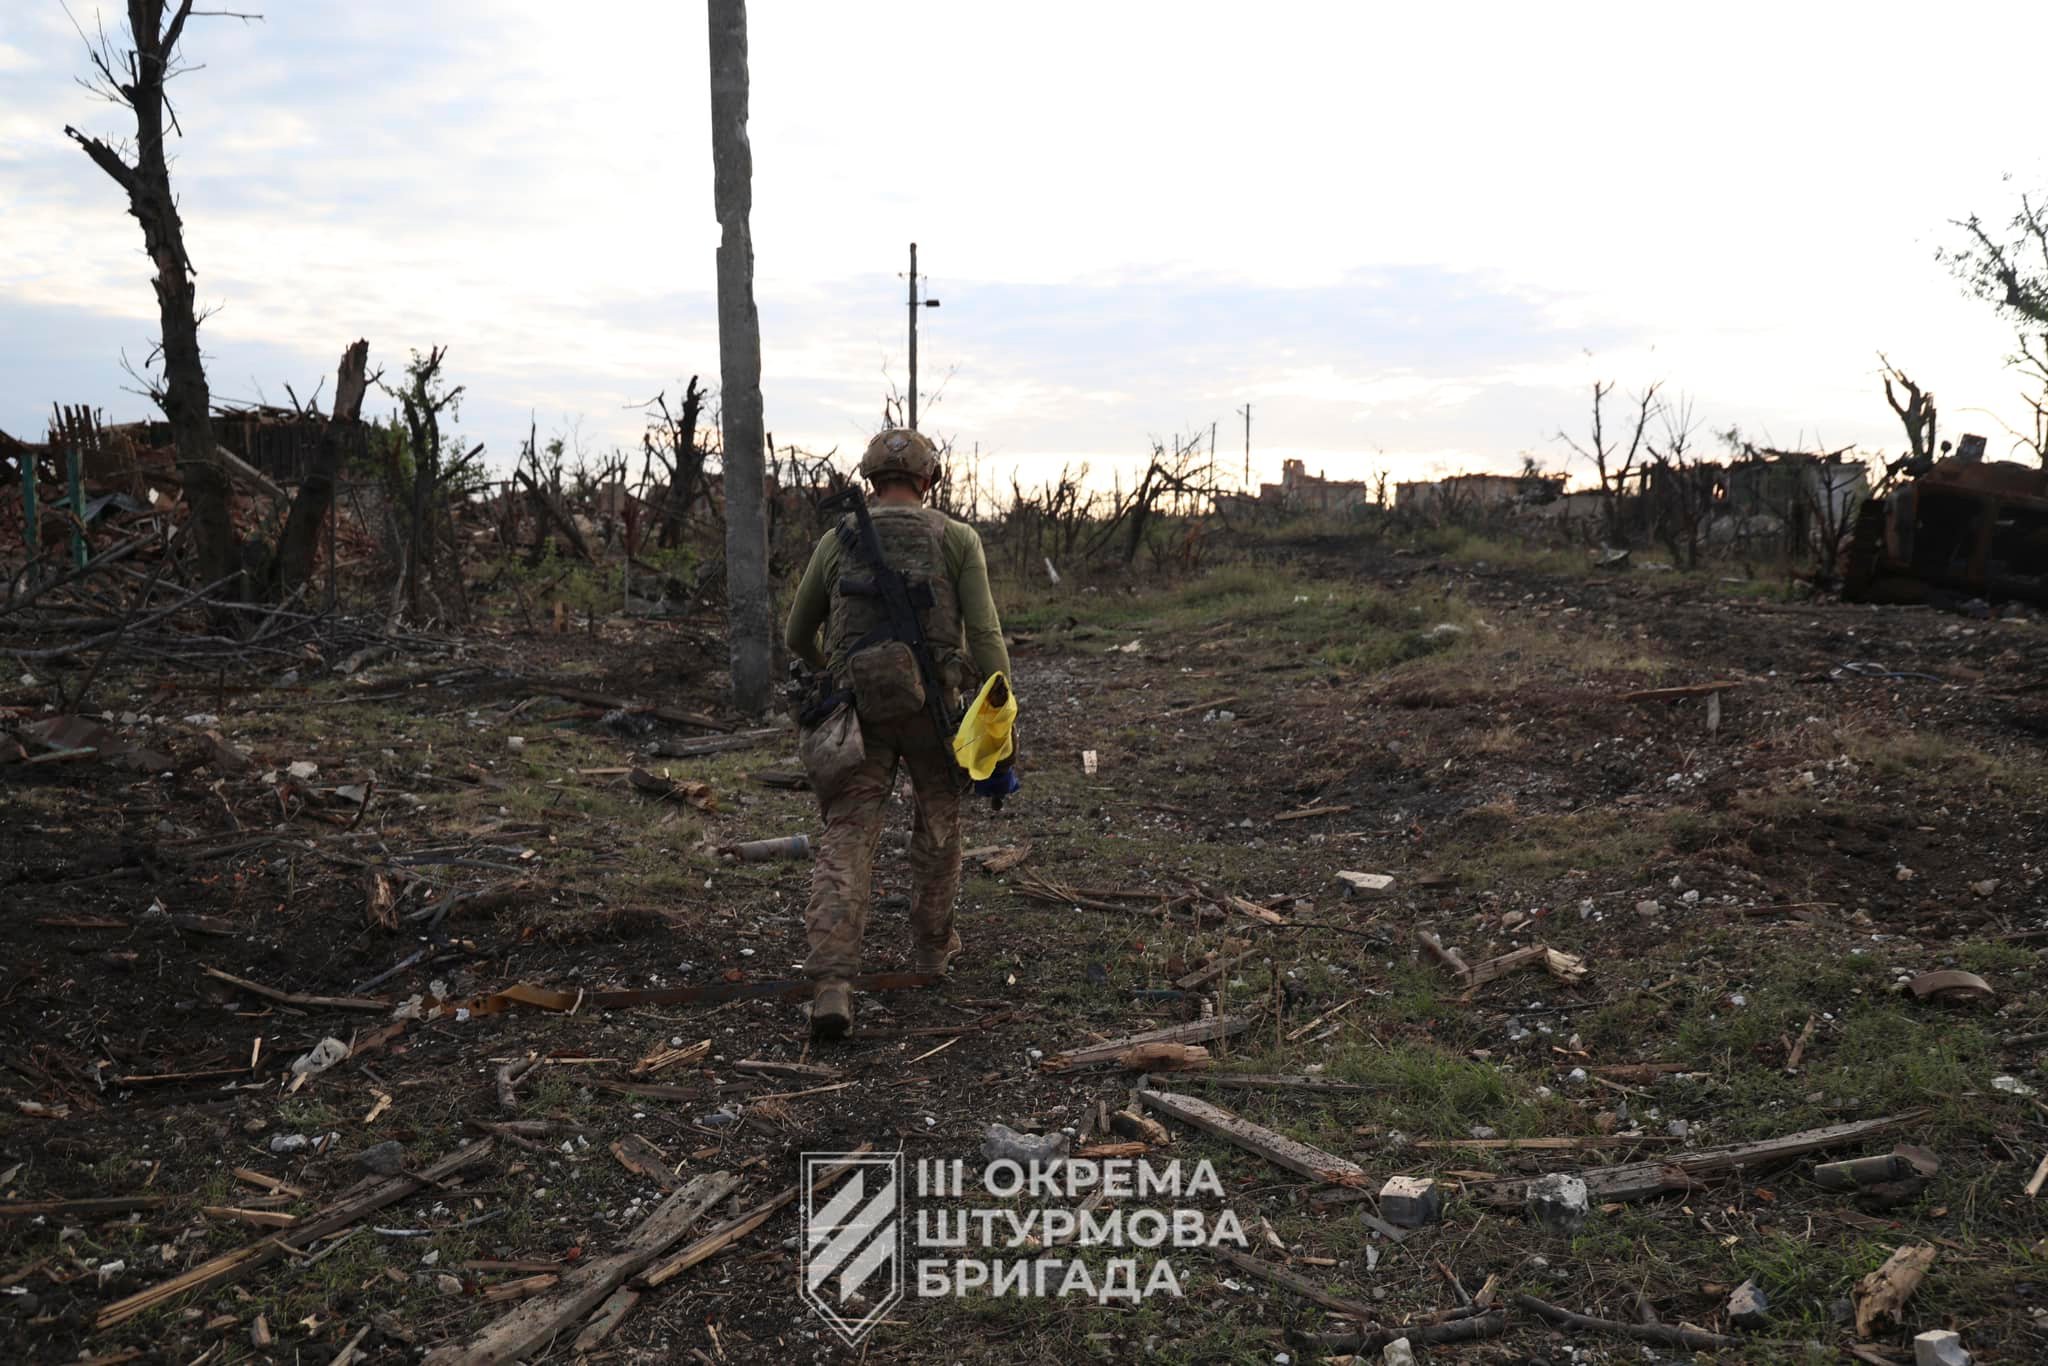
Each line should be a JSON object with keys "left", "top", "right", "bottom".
{"left": 3, "top": 2, "right": 2045, "bottom": 494}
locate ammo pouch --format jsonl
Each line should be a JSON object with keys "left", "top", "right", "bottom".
{"left": 848, "top": 641, "right": 926, "bottom": 725}
{"left": 798, "top": 700, "right": 866, "bottom": 796}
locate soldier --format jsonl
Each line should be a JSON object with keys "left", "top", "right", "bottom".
{"left": 784, "top": 428, "right": 1013, "bottom": 1039}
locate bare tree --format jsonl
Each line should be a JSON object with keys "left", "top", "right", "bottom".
{"left": 1879, "top": 355, "right": 1939, "bottom": 479}
{"left": 1943, "top": 191, "right": 2048, "bottom": 469}
{"left": 638, "top": 377, "right": 706, "bottom": 549}
{"left": 1643, "top": 392, "right": 1711, "bottom": 568}
{"left": 1559, "top": 381, "right": 1661, "bottom": 546}
{"left": 708, "top": 0, "right": 772, "bottom": 711}
{"left": 64, "top": 2, "right": 252, "bottom": 601}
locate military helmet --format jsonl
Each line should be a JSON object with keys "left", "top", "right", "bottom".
{"left": 860, "top": 428, "right": 940, "bottom": 484}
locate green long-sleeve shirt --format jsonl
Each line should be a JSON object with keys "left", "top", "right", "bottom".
{"left": 784, "top": 514, "right": 1011, "bottom": 682}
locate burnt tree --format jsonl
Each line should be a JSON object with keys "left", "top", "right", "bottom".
{"left": 267, "top": 340, "right": 370, "bottom": 599}
{"left": 708, "top": 0, "right": 772, "bottom": 712}
{"left": 64, "top": 1, "right": 244, "bottom": 599}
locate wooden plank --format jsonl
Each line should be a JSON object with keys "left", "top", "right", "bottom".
{"left": 609, "top": 1135, "right": 678, "bottom": 1191}
{"left": 1041, "top": 1016, "right": 1249, "bottom": 1072}
{"left": 1461, "top": 944, "right": 1547, "bottom": 989}
{"left": 420, "top": 1170, "right": 736, "bottom": 1366}
{"left": 0, "top": 1195, "right": 175, "bottom": 1219}
{"left": 1469, "top": 1113, "right": 1921, "bottom": 1204}
{"left": 732, "top": 1059, "right": 842, "bottom": 1082}
{"left": 99, "top": 1139, "right": 496, "bottom": 1328}
{"left": 1139, "top": 1089, "right": 1368, "bottom": 1187}
{"left": 572, "top": 1286, "right": 641, "bottom": 1352}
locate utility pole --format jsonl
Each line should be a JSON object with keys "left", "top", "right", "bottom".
{"left": 1237, "top": 403, "right": 1252, "bottom": 488}
{"left": 905, "top": 242, "right": 941, "bottom": 429}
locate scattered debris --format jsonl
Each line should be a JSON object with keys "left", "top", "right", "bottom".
{"left": 419, "top": 1170, "right": 736, "bottom": 1365}
{"left": 1139, "top": 1089, "right": 1368, "bottom": 1186}
{"left": 1335, "top": 870, "right": 1394, "bottom": 896}
{"left": 1855, "top": 1243, "right": 1938, "bottom": 1338}
{"left": 356, "top": 1141, "right": 405, "bottom": 1178}
{"left": 627, "top": 767, "right": 719, "bottom": 811}
{"left": 1915, "top": 1328, "right": 1973, "bottom": 1366}
{"left": 726, "top": 834, "right": 810, "bottom": 862}
{"left": 1727, "top": 1277, "right": 1770, "bottom": 1328}
{"left": 1512, "top": 1293, "right": 1745, "bottom": 1351}
{"left": 1039, "top": 1016, "right": 1248, "bottom": 1071}
{"left": 1378, "top": 1175, "right": 1441, "bottom": 1227}
{"left": 1117, "top": 1042, "right": 1211, "bottom": 1072}
{"left": 288, "top": 1036, "right": 349, "bottom": 1079}
{"left": 98, "top": 1139, "right": 498, "bottom": 1328}
{"left": 982, "top": 1124, "right": 1070, "bottom": 1167}
{"left": 1814, "top": 1145, "right": 1941, "bottom": 1193}
{"left": 1908, "top": 970, "right": 1996, "bottom": 1005}
{"left": 1524, "top": 1172, "right": 1590, "bottom": 1234}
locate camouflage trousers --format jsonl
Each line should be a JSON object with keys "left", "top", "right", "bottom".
{"left": 803, "top": 711, "right": 964, "bottom": 981}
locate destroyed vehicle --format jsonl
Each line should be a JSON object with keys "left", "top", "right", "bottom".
{"left": 1846, "top": 453, "right": 2048, "bottom": 607}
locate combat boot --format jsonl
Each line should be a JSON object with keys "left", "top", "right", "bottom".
{"left": 912, "top": 931, "right": 962, "bottom": 977}
{"left": 809, "top": 979, "right": 853, "bottom": 1040}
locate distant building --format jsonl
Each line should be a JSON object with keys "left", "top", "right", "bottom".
{"left": 1395, "top": 471, "right": 1565, "bottom": 515}
{"left": 1260, "top": 459, "right": 1374, "bottom": 513}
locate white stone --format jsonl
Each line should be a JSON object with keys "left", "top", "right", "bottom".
{"left": 1525, "top": 1172, "right": 1590, "bottom": 1234}
{"left": 1914, "top": 1329, "right": 1971, "bottom": 1366}
{"left": 1378, "top": 1175, "right": 1440, "bottom": 1227}
{"left": 1381, "top": 1338, "right": 1416, "bottom": 1366}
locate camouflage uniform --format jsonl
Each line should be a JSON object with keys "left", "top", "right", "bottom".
{"left": 802, "top": 709, "right": 964, "bottom": 980}
{"left": 784, "top": 431, "right": 1010, "bottom": 1020}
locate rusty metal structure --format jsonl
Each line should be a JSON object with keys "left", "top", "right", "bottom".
{"left": 1846, "top": 454, "right": 2048, "bottom": 606}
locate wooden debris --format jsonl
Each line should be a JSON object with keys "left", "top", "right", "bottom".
{"left": 1908, "top": 970, "right": 1996, "bottom": 1005}
{"left": 481, "top": 1273, "right": 559, "bottom": 1302}
{"left": 1787, "top": 1015, "right": 1818, "bottom": 1070}
{"left": 980, "top": 842, "right": 1033, "bottom": 874}
{"left": 99, "top": 1139, "right": 497, "bottom": 1327}
{"left": 2026, "top": 1151, "right": 2048, "bottom": 1199}
{"left": 363, "top": 872, "right": 397, "bottom": 931}
{"left": 1170, "top": 1072, "right": 1376, "bottom": 1096}
{"left": 1175, "top": 948, "right": 1256, "bottom": 992}
{"left": 572, "top": 1287, "right": 641, "bottom": 1352}
{"left": 638, "top": 1146, "right": 872, "bottom": 1289}
{"left": 732, "top": 1059, "right": 841, "bottom": 1082}
{"left": 1117, "top": 1042, "right": 1211, "bottom": 1072}
{"left": 1286, "top": 998, "right": 1359, "bottom": 1041}
{"left": 1294, "top": 1312, "right": 1508, "bottom": 1355}
{"left": 1468, "top": 1112, "right": 1922, "bottom": 1205}
{"left": 1041, "top": 1016, "right": 1247, "bottom": 1071}
{"left": 1273, "top": 803, "right": 1355, "bottom": 822}
{"left": 1512, "top": 1293, "right": 1745, "bottom": 1351}
{"left": 1406, "top": 1135, "right": 1675, "bottom": 1152}
{"left": 1075, "top": 1141, "right": 1149, "bottom": 1158}
{"left": 1854, "top": 1244, "right": 1938, "bottom": 1338}
{"left": 232, "top": 1169, "right": 305, "bottom": 1198}
{"left": 1457, "top": 943, "right": 1586, "bottom": 990}
{"left": 1416, "top": 928, "right": 1470, "bottom": 980}
{"left": 1591, "top": 1062, "right": 1692, "bottom": 1085}
{"left": 1222, "top": 893, "right": 1287, "bottom": 925}
{"left": 200, "top": 1206, "right": 296, "bottom": 1229}
{"left": 1211, "top": 1246, "right": 1372, "bottom": 1319}
{"left": 1, "top": 1195, "right": 174, "bottom": 1219}
{"left": 249, "top": 1315, "right": 271, "bottom": 1348}
{"left": 329, "top": 1324, "right": 373, "bottom": 1366}
{"left": 420, "top": 1170, "right": 736, "bottom": 1365}
{"left": 627, "top": 767, "right": 719, "bottom": 811}
{"left": 610, "top": 1135, "right": 678, "bottom": 1191}
{"left": 199, "top": 965, "right": 388, "bottom": 1013}
{"left": 631, "top": 1039, "right": 711, "bottom": 1076}
{"left": 1109, "top": 1110, "right": 1172, "bottom": 1146}
{"left": 1139, "top": 1088, "right": 1368, "bottom": 1186}
{"left": 1620, "top": 680, "right": 1746, "bottom": 703}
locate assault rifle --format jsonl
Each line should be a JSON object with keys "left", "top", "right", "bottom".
{"left": 815, "top": 485, "right": 959, "bottom": 754}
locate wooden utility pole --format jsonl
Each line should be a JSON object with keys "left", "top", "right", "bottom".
{"left": 905, "top": 243, "right": 940, "bottom": 429}
{"left": 1237, "top": 403, "right": 1252, "bottom": 488}
{"left": 708, "top": 0, "right": 772, "bottom": 712}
